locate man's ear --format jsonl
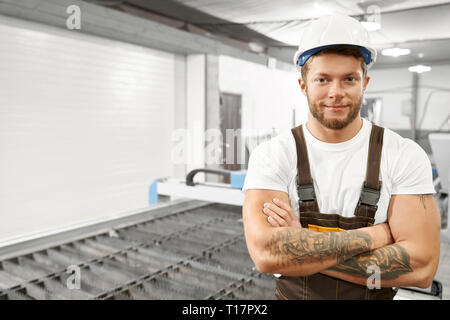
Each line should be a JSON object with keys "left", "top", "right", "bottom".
{"left": 298, "top": 78, "right": 307, "bottom": 96}
{"left": 363, "top": 75, "right": 370, "bottom": 92}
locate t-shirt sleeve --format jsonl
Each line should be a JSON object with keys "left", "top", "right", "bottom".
{"left": 242, "top": 140, "right": 290, "bottom": 194}
{"left": 391, "top": 139, "right": 436, "bottom": 195}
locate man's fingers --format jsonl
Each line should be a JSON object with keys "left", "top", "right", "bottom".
{"left": 266, "top": 199, "right": 302, "bottom": 228}
{"left": 273, "top": 198, "right": 298, "bottom": 220}
{"left": 267, "top": 216, "right": 280, "bottom": 227}
{"left": 273, "top": 198, "right": 293, "bottom": 214}
{"left": 264, "top": 202, "right": 288, "bottom": 219}
{"left": 263, "top": 207, "right": 286, "bottom": 226}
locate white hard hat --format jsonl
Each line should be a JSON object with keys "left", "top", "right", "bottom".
{"left": 293, "top": 14, "right": 377, "bottom": 73}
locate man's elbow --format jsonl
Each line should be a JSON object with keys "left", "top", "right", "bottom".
{"left": 417, "top": 275, "right": 434, "bottom": 289}
{"left": 416, "top": 262, "right": 439, "bottom": 289}
{"left": 248, "top": 245, "right": 289, "bottom": 274}
{"left": 415, "top": 272, "right": 434, "bottom": 289}
{"left": 250, "top": 248, "right": 308, "bottom": 276}
{"left": 249, "top": 248, "right": 276, "bottom": 274}
{"left": 253, "top": 259, "right": 273, "bottom": 274}
{"left": 408, "top": 253, "right": 439, "bottom": 289}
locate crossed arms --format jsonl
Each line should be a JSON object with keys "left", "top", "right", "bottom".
{"left": 242, "top": 189, "right": 441, "bottom": 288}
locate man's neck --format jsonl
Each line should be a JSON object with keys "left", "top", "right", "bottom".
{"left": 305, "top": 116, "right": 363, "bottom": 143}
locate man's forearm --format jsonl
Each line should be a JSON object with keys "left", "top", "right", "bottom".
{"left": 256, "top": 194, "right": 439, "bottom": 288}
{"left": 261, "top": 224, "right": 391, "bottom": 276}
{"left": 321, "top": 241, "right": 434, "bottom": 288}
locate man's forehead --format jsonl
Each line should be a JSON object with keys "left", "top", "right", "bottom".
{"left": 308, "top": 54, "right": 364, "bottom": 76}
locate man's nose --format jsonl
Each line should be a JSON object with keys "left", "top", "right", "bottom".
{"left": 328, "top": 80, "right": 345, "bottom": 100}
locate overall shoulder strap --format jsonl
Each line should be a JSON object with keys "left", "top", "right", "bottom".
{"left": 355, "top": 123, "right": 385, "bottom": 220}
{"left": 365, "top": 124, "right": 384, "bottom": 190}
{"left": 291, "top": 125, "right": 319, "bottom": 213}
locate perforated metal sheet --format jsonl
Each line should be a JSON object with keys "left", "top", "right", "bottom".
{"left": 0, "top": 203, "right": 275, "bottom": 300}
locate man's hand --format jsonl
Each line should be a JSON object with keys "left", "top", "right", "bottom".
{"left": 264, "top": 198, "right": 394, "bottom": 248}
{"left": 322, "top": 195, "right": 440, "bottom": 289}
{"left": 243, "top": 189, "right": 395, "bottom": 276}
{"left": 261, "top": 194, "right": 439, "bottom": 289}
{"left": 263, "top": 198, "right": 302, "bottom": 227}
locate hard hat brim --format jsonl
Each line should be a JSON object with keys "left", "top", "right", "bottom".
{"left": 294, "top": 44, "right": 377, "bottom": 73}
{"left": 297, "top": 44, "right": 373, "bottom": 67}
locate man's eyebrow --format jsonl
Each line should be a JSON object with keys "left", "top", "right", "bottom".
{"left": 312, "top": 72, "right": 360, "bottom": 77}
{"left": 343, "top": 72, "right": 360, "bottom": 77}
{"left": 313, "top": 72, "right": 330, "bottom": 77}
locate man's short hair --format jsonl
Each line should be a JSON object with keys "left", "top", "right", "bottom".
{"left": 300, "top": 45, "right": 368, "bottom": 81}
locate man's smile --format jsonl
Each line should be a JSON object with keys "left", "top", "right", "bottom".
{"left": 323, "top": 105, "right": 349, "bottom": 112}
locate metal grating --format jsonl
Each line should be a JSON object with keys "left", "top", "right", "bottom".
{"left": 0, "top": 203, "right": 275, "bottom": 300}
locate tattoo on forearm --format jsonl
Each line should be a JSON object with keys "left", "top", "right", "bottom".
{"left": 264, "top": 228, "right": 372, "bottom": 268}
{"left": 328, "top": 244, "right": 413, "bottom": 279}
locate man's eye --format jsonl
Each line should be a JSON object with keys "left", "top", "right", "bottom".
{"left": 345, "top": 77, "right": 356, "bottom": 82}
{"left": 315, "top": 78, "right": 327, "bottom": 83}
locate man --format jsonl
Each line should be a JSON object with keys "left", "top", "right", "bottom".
{"left": 242, "top": 14, "right": 440, "bottom": 300}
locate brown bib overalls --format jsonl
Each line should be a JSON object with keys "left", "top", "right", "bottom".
{"left": 275, "top": 123, "right": 397, "bottom": 300}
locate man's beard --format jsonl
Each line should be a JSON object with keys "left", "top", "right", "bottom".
{"left": 307, "top": 95, "right": 362, "bottom": 130}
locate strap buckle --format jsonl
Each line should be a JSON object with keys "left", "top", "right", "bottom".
{"left": 359, "top": 186, "right": 380, "bottom": 208}
{"left": 297, "top": 183, "right": 316, "bottom": 202}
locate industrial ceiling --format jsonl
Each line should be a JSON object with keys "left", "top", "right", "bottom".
{"left": 92, "top": 0, "right": 450, "bottom": 69}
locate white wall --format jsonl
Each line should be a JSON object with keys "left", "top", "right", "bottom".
{"left": 0, "top": 16, "right": 179, "bottom": 245}
{"left": 218, "top": 55, "right": 308, "bottom": 137}
{"left": 366, "top": 65, "right": 450, "bottom": 130}
{"left": 186, "top": 55, "right": 206, "bottom": 181}
{"left": 419, "top": 66, "right": 450, "bottom": 131}
{"left": 173, "top": 55, "right": 188, "bottom": 180}
{"left": 218, "top": 56, "right": 450, "bottom": 135}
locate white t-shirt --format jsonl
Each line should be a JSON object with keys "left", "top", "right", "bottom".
{"left": 242, "top": 118, "right": 435, "bottom": 225}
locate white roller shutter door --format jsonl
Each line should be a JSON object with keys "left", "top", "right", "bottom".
{"left": 0, "top": 16, "right": 175, "bottom": 244}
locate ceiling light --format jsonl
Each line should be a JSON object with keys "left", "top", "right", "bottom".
{"left": 408, "top": 65, "right": 431, "bottom": 74}
{"left": 248, "top": 42, "right": 265, "bottom": 53}
{"left": 313, "top": 1, "right": 331, "bottom": 14}
{"left": 313, "top": 1, "right": 323, "bottom": 9}
{"left": 361, "top": 21, "right": 381, "bottom": 32}
{"left": 381, "top": 47, "right": 411, "bottom": 57}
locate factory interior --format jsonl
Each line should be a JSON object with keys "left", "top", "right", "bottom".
{"left": 0, "top": 0, "right": 449, "bottom": 301}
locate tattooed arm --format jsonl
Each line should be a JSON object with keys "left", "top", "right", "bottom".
{"left": 242, "top": 189, "right": 393, "bottom": 276}
{"left": 261, "top": 192, "right": 441, "bottom": 288}
{"left": 321, "top": 194, "right": 441, "bottom": 289}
